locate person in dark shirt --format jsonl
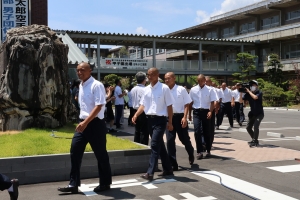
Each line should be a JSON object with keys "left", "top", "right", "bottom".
{"left": 239, "top": 80, "right": 264, "bottom": 147}
{"left": 104, "top": 84, "right": 116, "bottom": 133}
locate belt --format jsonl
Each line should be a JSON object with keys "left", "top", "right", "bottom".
{"left": 173, "top": 113, "right": 184, "bottom": 116}
{"left": 146, "top": 115, "right": 166, "bottom": 118}
{"left": 193, "top": 108, "right": 209, "bottom": 111}
{"left": 79, "top": 117, "right": 101, "bottom": 122}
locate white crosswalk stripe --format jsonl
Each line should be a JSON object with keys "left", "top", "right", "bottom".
{"left": 191, "top": 170, "right": 298, "bottom": 200}
{"left": 159, "top": 193, "right": 217, "bottom": 200}
{"left": 79, "top": 178, "right": 177, "bottom": 196}
{"left": 267, "top": 164, "right": 300, "bottom": 173}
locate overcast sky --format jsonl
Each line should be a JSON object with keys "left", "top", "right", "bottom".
{"left": 48, "top": 0, "right": 263, "bottom": 35}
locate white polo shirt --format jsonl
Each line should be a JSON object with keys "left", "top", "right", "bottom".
{"left": 131, "top": 84, "right": 145, "bottom": 109}
{"left": 232, "top": 89, "right": 240, "bottom": 102}
{"left": 207, "top": 86, "right": 219, "bottom": 102}
{"left": 140, "top": 81, "right": 174, "bottom": 116}
{"left": 114, "top": 85, "right": 124, "bottom": 105}
{"left": 189, "top": 85, "right": 218, "bottom": 109}
{"left": 215, "top": 88, "right": 224, "bottom": 101}
{"left": 78, "top": 76, "right": 106, "bottom": 120}
{"left": 170, "top": 84, "right": 192, "bottom": 113}
{"left": 221, "top": 88, "right": 234, "bottom": 103}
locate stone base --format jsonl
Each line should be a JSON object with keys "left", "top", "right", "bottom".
{"left": 0, "top": 146, "right": 151, "bottom": 185}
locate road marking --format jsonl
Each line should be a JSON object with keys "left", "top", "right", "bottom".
{"left": 192, "top": 170, "right": 297, "bottom": 200}
{"left": 267, "top": 164, "right": 300, "bottom": 173}
{"left": 159, "top": 195, "right": 178, "bottom": 200}
{"left": 79, "top": 178, "right": 177, "bottom": 196}
{"left": 159, "top": 193, "right": 217, "bottom": 200}
{"left": 239, "top": 127, "right": 300, "bottom": 132}
{"left": 180, "top": 193, "right": 217, "bottom": 200}
{"left": 259, "top": 137, "right": 297, "bottom": 142}
{"left": 261, "top": 122, "right": 276, "bottom": 124}
{"left": 267, "top": 132, "right": 284, "bottom": 138}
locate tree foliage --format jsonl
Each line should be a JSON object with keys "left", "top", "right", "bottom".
{"left": 119, "top": 46, "right": 129, "bottom": 58}
{"left": 232, "top": 52, "right": 257, "bottom": 83}
{"left": 104, "top": 74, "right": 121, "bottom": 86}
{"left": 266, "top": 53, "right": 284, "bottom": 87}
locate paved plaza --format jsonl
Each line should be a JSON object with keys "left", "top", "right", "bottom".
{"left": 1, "top": 108, "right": 300, "bottom": 200}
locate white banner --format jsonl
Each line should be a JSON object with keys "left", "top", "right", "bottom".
{"left": 101, "top": 58, "right": 150, "bottom": 69}
{"left": 1, "top": 0, "right": 30, "bottom": 42}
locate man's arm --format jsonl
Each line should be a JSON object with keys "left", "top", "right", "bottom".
{"left": 188, "top": 101, "right": 193, "bottom": 121}
{"left": 132, "top": 105, "right": 145, "bottom": 124}
{"left": 207, "top": 101, "right": 214, "bottom": 119}
{"left": 245, "top": 88, "right": 258, "bottom": 100}
{"left": 167, "top": 105, "right": 174, "bottom": 131}
{"left": 181, "top": 104, "right": 189, "bottom": 128}
{"left": 76, "top": 105, "right": 102, "bottom": 133}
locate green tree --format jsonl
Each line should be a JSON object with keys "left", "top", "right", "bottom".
{"left": 266, "top": 53, "right": 283, "bottom": 87}
{"left": 104, "top": 74, "right": 121, "bottom": 86}
{"left": 232, "top": 52, "right": 257, "bottom": 83}
{"left": 119, "top": 46, "right": 129, "bottom": 58}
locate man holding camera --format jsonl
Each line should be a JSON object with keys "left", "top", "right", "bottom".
{"left": 239, "top": 80, "right": 264, "bottom": 147}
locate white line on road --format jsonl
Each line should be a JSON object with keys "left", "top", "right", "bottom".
{"left": 159, "top": 195, "right": 178, "bottom": 200}
{"left": 180, "top": 193, "right": 217, "bottom": 200}
{"left": 192, "top": 170, "right": 298, "bottom": 200}
{"left": 261, "top": 122, "right": 276, "bottom": 124}
{"left": 267, "top": 164, "right": 300, "bottom": 173}
{"left": 259, "top": 137, "right": 297, "bottom": 142}
{"left": 239, "top": 127, "right": 300, "bottom": 132}
{"left": 267, "top": 132, "right": 284, "bottom": 138}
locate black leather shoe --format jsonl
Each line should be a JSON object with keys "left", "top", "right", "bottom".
{"left": 172, "top": 165, "right": 178, "bottom": 171}
{"left": 57, "top": 186, "right": 78, "bottom": 194}
{"left": 93, "top": 185, "right": 110, "bottom": 192}
{"left": 205, "top": 152, "right": 211, "bottom": 158}
{"left": 9, "top": 179, "right": 19, "bottom": 200}
{"left": 157, "top": 170, "right": 174, "bottom": 177}
{"left": 140, "top": 173, "right": 153, "bottom": 181}
{"left": 189, "top": 155, "right": 195, "bottom": 165}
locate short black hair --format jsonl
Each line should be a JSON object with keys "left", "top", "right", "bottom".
{"left": 115, "top": 79, "right": 120, "bottom": 85}
{"left": 104, "top": 83, "right": 110, "bottom": 88}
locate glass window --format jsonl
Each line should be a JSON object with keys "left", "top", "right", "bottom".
{"left": 261, "top": 16, "right": 279, "bottom": 30}
{"left": 206, "top": 31, "right": 217, "bottom": 38}
{"left": 240, "top": 21, "right": 255, "bottom": 34}
{"left": 286, "top": 9, "right": 300, "bottom": 20}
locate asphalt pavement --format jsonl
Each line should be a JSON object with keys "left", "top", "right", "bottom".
{"left": 1, "top": 108, "right": 300, "bottom": 200}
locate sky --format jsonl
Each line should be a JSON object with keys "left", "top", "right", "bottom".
{"left": 48, "top": 0, "right": 264, "bottom": 36}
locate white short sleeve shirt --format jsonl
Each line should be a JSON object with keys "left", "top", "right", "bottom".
{"left": 131, "top": 84, "right": 145, "bottom": 109}
{"left": 114, "top": 85, "right": 124, "bottom": 105}
{"left": 189, "top": 85, "right": 218, "bottom": 109}
{"left": 221, "top": 88, "right": 234, "bottom": 103}
{"left": 232, "top": 89, "right": 240, "bottom": 102}
{"left": 78, "top": 76, "right": 106, "bottom": 119}
{"left": 140, "top": 81, "right": 174, "bottom": 116}
{"left": 170, "top": 84, "right": 192, "bottom": 113}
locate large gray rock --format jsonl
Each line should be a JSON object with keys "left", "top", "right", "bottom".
{"left": 0, "top": 25, "right": 69, "bottom": 131}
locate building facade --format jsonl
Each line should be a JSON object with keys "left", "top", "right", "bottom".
{"left": 166, "top": 0, "right": 300, "bottom": 74}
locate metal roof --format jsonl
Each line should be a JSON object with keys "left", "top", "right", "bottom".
{"left": 56, "top": 32, "right": 90, "bottom": 64}
{"left": 54, "top": 30, "right": 256, "bottom": 51}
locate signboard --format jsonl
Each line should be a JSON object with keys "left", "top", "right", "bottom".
{"left": 101, "top": 58, "right": 150, "bottom": 69}
{"left": 1, "top": 0, "right": 30, "bottom": 42}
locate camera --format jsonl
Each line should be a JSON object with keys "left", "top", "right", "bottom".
{"left": 238, "top": 82, "right": 250, "bottom": 93}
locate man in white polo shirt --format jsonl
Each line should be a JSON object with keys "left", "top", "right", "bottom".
{"left": 189, "top": 74, "right": 218, "bottom": 159}
{"left": 132, "top": 68, "right": 174, "bottom": 181}
{"left": 114, "top": 79, "right": 126, "bottom": 129}
{"left": 164, "top": 72, "right": 194, "bottom": 171}
{"left": 232, "top": 83, "right": 244, "bottom": 126}
{"left": 131, "top": 72, "right": 149, "bottom": 145}
{"left": 58, "top": 62, "right": 112, "bottom": 194}
{"left": 216, "top": 82, "right": 235, "bottom": 130}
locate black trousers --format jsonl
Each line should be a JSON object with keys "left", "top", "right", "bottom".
{"left": 247, "top": 113, "right": 264, "bottom": 141}
{"left": 217, "top": 102, "right": 233, "bottom": 127}
{"left": 209, "top": 110, "right": 216, "bottom": 147}
{"left": 128, "top": 107, "right": 134, "bottom": 125}
{"left": 234, "top": 102, "right": 244, "bottom": 123}
{"left": 134, "top": 110, "right": 149, "bottom": 145}
{"left": 193, "top": 109, "right": 211, "bottom": 153}
{"left": 146, "top": 116, "right": 172, "bottom": 175}
{"left": 0, "top": 173, "right": 11, "bottom": 191}
{"left": 115, "top": 105, "right": 123, "bottom": 127}
{"left": 69, "top": 118, "right": 112, "bottom": 187}
{"left": 166, "top": 114, "right": 194, "bottom": 168}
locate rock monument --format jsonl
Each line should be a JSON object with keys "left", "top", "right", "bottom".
{"left": 0, "top": 25, "right": 69, "bottom": 131}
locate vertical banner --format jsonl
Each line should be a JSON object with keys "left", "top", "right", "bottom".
{"left": 1, "top": 0, "right": 30, "bottom": 42}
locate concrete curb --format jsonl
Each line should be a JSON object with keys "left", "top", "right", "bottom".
{"left": 0, "top": 145, "right": 151, "bottom": 185}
